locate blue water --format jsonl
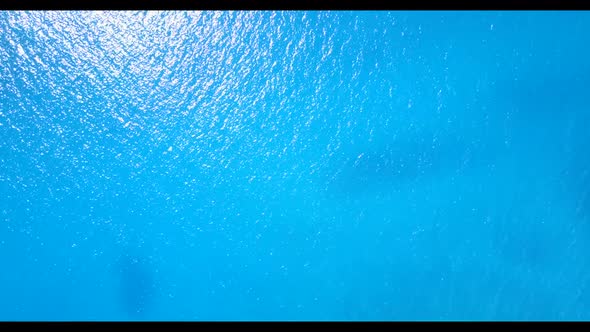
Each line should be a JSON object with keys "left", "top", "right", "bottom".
{"left": 1, "top": 11, "right": 590, "bottom": 321}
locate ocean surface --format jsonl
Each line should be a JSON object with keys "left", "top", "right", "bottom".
{"left": 1, "top": 11, "right": 590, "bottom": 321}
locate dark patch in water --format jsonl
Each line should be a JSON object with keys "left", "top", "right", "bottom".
{"left": 116, "top": 253, "right": 156, "bottom": 319}
{"left": 328, "top": 137, "right": 500, "bottom": 198}
{"left": 499, "top": 67, "right": 590, "bottom": 220}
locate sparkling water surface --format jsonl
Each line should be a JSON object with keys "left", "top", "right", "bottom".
{"left": 1, "top": 11, "right": 590, "bottom": 320}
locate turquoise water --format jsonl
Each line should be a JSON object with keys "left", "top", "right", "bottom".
{"left": 1, "top": 11, "right": 590, "bottom": 321}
